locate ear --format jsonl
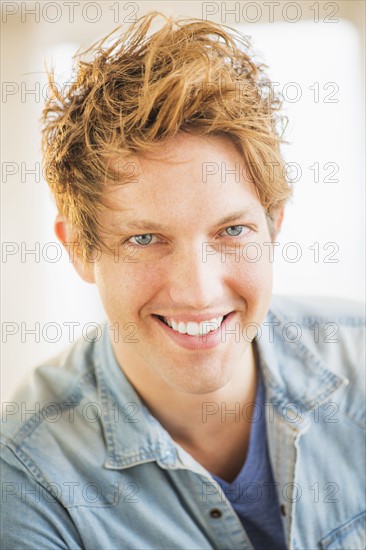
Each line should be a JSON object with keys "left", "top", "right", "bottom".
{"left": 54, "top": 215, "right": 95, "bottom": 284}
{"left": 274, "top": 207, "right": 284, "bottom": 236}
{"left": 267, "top": 206, "right": 285, "bottom": 241}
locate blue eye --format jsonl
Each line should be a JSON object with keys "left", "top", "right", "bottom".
{"left": 125, "top": 226, "right": 251, "bottom": 247}
{"left": 225, "top": 225, "right": 248, "bottom": 237}
{"left": 129, "top": 234, "right": 154, "bottom": 246}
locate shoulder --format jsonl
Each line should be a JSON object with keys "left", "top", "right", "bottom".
{"left": 1, "top": 333, "right": 99, "bottom": 442}
{"left": 267, "top": 294, "right": 365, "bottom": 372}
{"left": 264, "top": 294, "right": 365, "bottom": 426}
{"left": 269, "top": 293, "right": 365, "bottom": 325}
{"left": 0, "top": 445, "right": 84, "bottom": 549}
{"left": 1, "top": 332, "right": 106, "bottom": 506}
{"left": 267, "top": 294, "right": 365, "bottom": 354}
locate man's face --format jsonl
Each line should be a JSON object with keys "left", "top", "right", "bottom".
{"left": 70, "top": 134, "right": 281, "bottom": 395}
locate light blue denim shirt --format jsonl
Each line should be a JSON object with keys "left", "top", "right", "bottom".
{"left": 1, "top": 295, "right": 365, "bottom": 549}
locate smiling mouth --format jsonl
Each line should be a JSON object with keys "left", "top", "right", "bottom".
{"left": 154, "top": 313, "right": 231, "bottom": 337}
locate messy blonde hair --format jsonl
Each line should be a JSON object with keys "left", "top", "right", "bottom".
{"left": 42, "top": 11, "right": 292, "bottom": 258}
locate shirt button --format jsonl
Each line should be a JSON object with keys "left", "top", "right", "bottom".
{"left": 210, "top": 508, "right": 222, "bottom": 519}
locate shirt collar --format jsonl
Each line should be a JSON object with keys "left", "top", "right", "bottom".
{"left": 93, "top": 326, "right": 179, "bottom": 470}
{"left": 256, "top": 297, "right": 349, "bottom": 412}
{"left": 93, "top": 299, "right": 349, "bottom": 470}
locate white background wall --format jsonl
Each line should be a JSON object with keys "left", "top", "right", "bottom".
{"left": 1, "top": 1, "right": 365, "bottom": 401}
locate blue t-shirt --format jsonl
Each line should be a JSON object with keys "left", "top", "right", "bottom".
{"left": 211, "top": 367, "right": 287, "bottom": 549}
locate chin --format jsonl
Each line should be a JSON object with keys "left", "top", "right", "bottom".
{"left": 162, "top": 362, "right": 233, "bottom": 396}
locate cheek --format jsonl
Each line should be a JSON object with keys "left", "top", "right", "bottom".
{"left": 231, "top": 252, "right": 274, "bottom": 303}
{"left": 93, "top": 259, "right": 163, "bottom": 315}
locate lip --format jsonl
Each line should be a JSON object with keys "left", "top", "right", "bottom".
{"left": 152, "top": 311, "right": 236, "bottom": 350}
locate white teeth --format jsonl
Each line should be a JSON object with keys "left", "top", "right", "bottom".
{"left": 178, "top": 322, "right": 186, "bottom": 334}
{"left": 163, "top": 316, "right": 225, "bottom": 336}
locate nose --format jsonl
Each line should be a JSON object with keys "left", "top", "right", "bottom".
{"left": 167, "top": 242, "right": 224, "bottom": 310}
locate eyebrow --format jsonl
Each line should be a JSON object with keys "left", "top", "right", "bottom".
{"left": 113, "top": 208, "right": 261, "bottom": 232}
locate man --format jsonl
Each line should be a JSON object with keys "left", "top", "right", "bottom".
{"left": 1, "top": 11, "right": 365, "bottom": 550}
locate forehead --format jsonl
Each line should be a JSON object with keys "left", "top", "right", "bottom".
{"left": 102, "top": 133, "right": 264, "bottom": 226}
{"left": 134, "top": 133, "right": 247, "bottom": 179}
